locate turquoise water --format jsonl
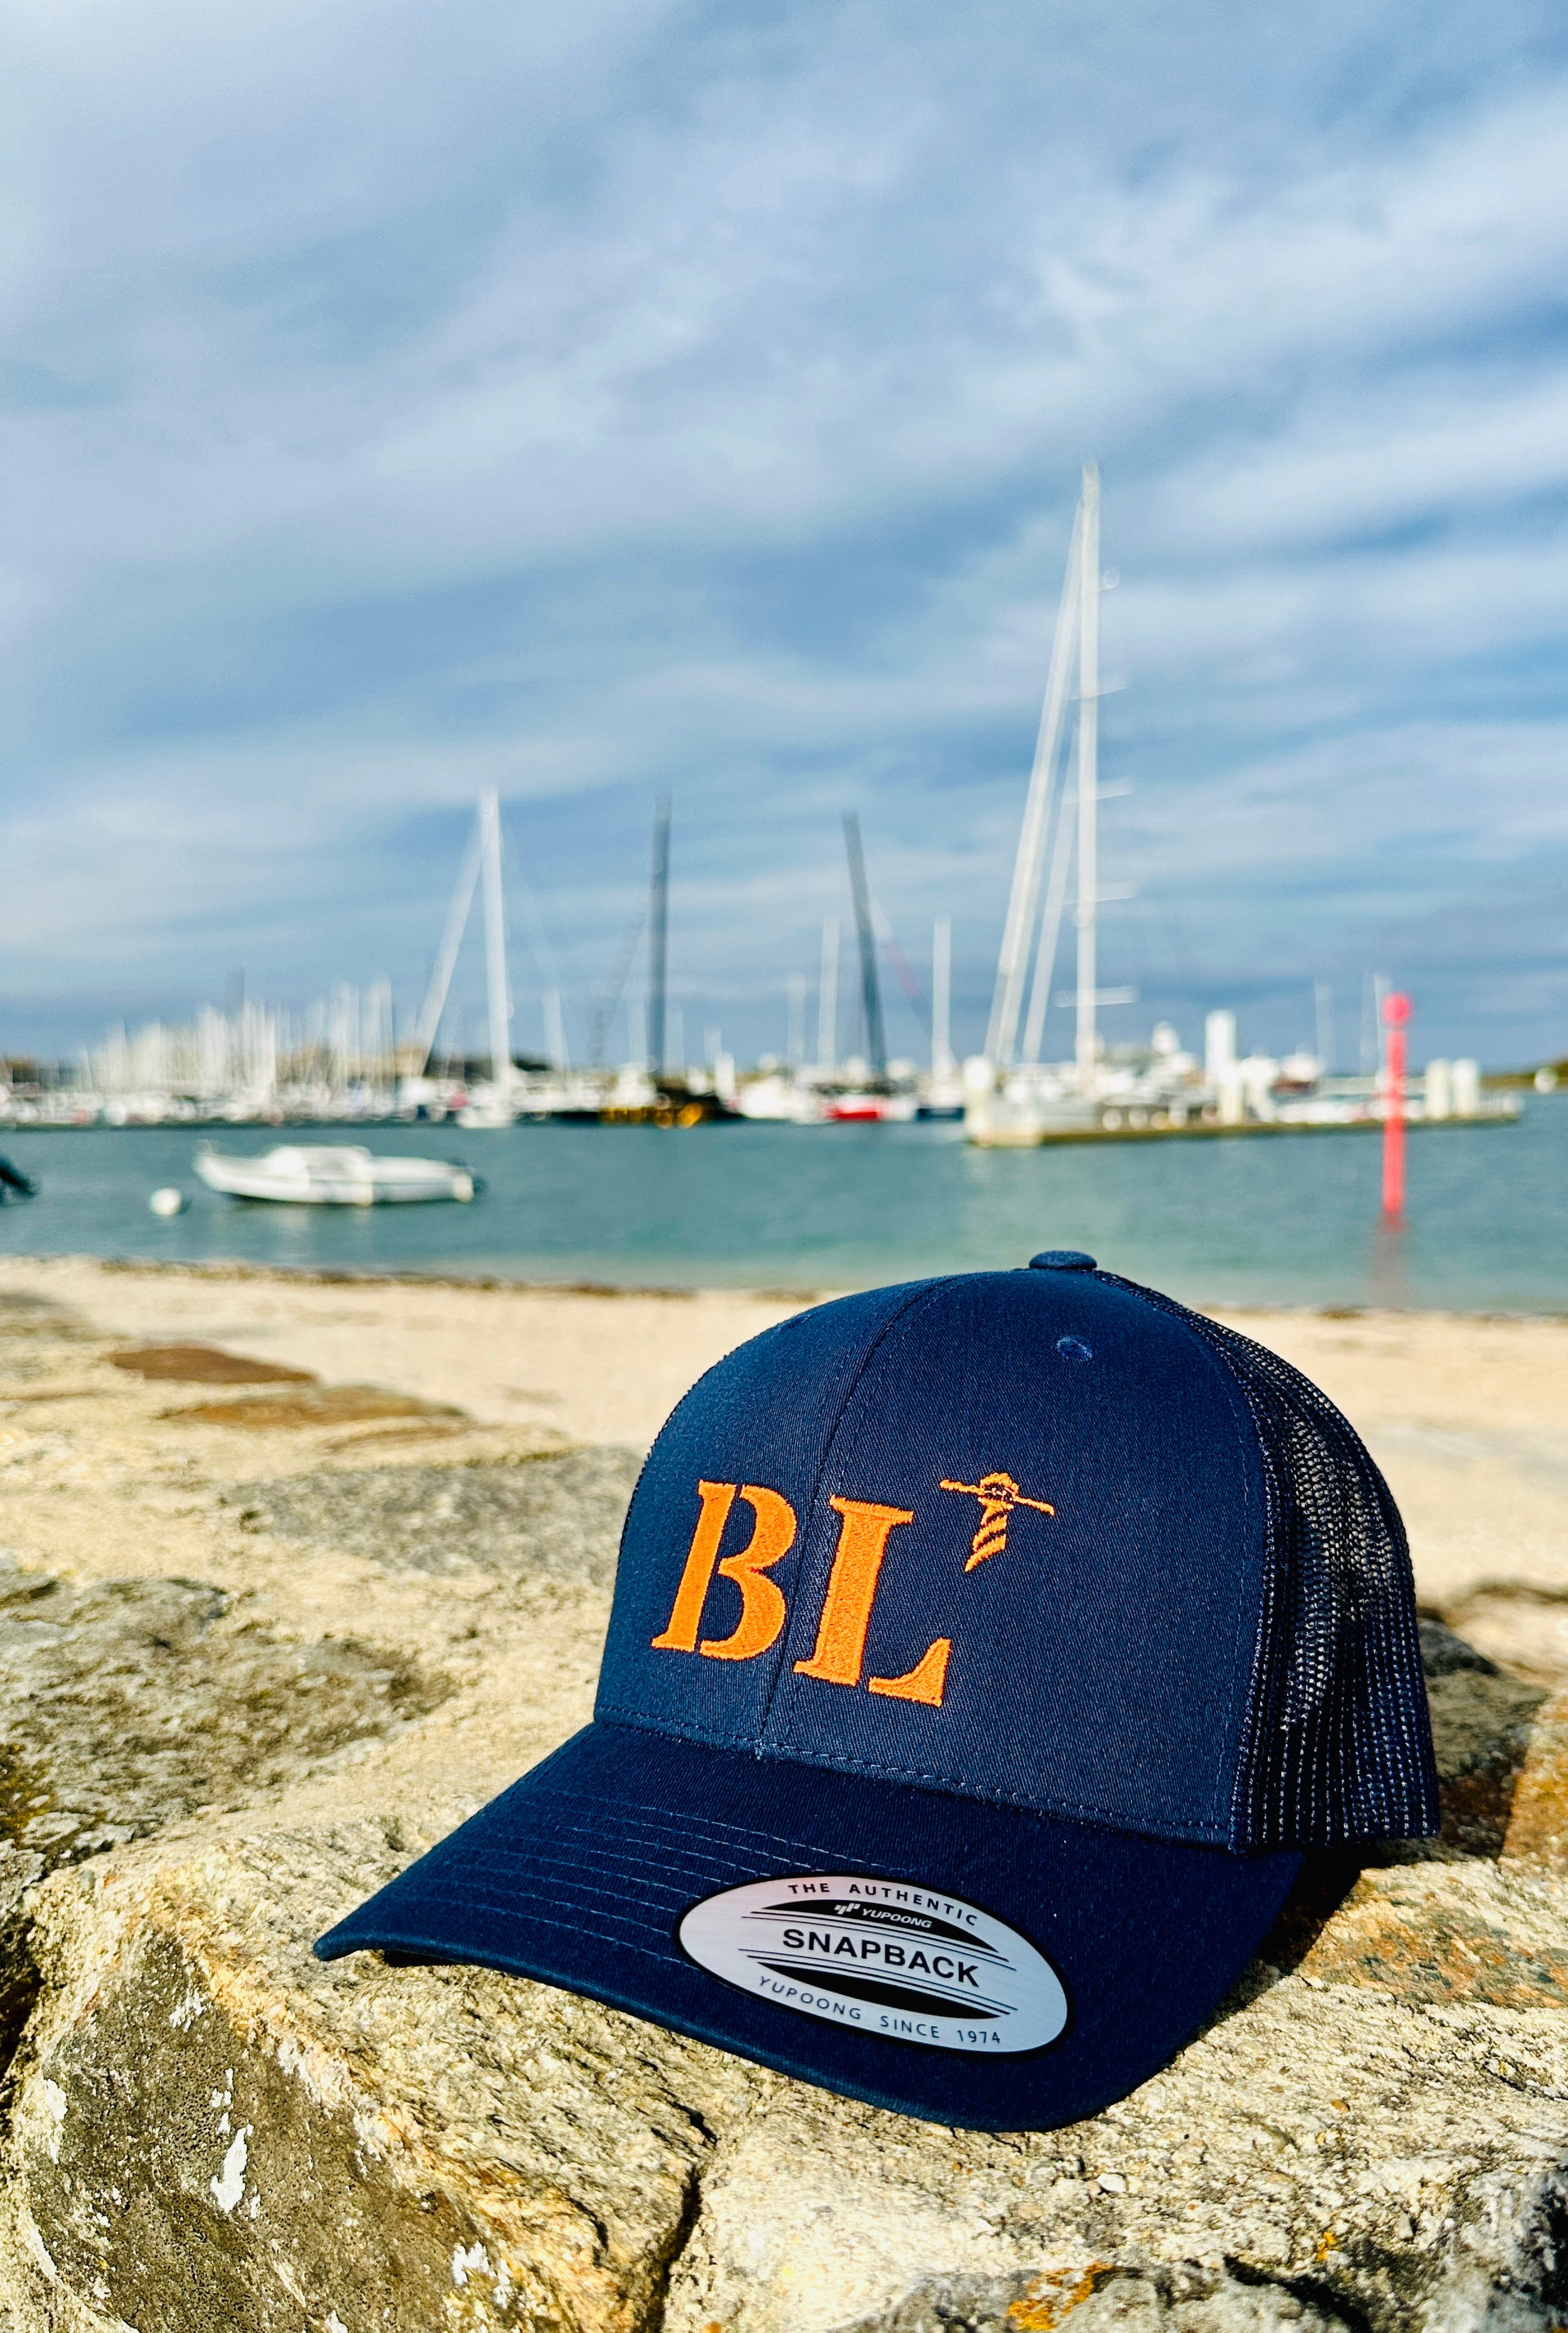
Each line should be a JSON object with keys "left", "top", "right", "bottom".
{"left": 0, "top": 1100, "right": 1561, "bottom": 1309}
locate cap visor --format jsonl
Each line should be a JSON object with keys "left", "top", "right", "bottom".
{"left": 315, "top": 1723, "right": 1301, "bottom": 2131}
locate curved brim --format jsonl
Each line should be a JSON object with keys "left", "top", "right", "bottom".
{"left": 315, "top": 1723, "right": 1301, "bottom": 2130}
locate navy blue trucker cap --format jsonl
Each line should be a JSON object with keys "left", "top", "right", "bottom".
{"left": 316, "top": 1255, "right": 1438, "bottom": 2130}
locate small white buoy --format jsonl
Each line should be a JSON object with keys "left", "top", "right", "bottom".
{"left": 149, "top": 1187, "right": 188, "bottom": 1218}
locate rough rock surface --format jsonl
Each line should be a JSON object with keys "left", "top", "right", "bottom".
{"left": 0, "top": 1564, "right": 449, "bottom": 1868}
{"left": 1418, "top": 1620, "right": 1546, "bottom": 1858}
{"left": 3, "top": 1595, "right": 1568, "bottom": 2328}
{"left": 224, "top": 1445, "right": 646, "bottom": 1581}
{"left": 1504, "top": 1696, "right": 1568, "bottom": 1876}
{"left": 8, "top": 1794, "right": 1568, "bottom": 2333}
{"left": 1, "top": 1271, "right": 1566, "bottom": 2332}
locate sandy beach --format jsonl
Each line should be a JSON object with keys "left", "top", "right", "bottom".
{"left": 2, "top": 1252, "right": 1563, "bottom": 1639}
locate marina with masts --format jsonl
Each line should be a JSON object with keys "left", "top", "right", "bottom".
{"left": 0, "top": 466, "right": 1527, "bottom": 1143}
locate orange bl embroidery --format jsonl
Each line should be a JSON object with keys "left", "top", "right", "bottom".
{"left": 650, "top": 1480, "right": 797, "bottom": 1661}
{"left": 793, "top": 1497, "right": 915, "bottom": 1686}
{"left": 867, "top": 1636, "right": 951, "bottom": 1705}
{"left": 792, "top": 1499, "right": 955, "bottom": 1705}
{"left": 651, "top": 1468, "right": 1054, "bottom": 1711}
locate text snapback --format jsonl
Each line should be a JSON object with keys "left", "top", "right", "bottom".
{"left": 316, "top": 1256, "right": 1438, "bottom": 2129}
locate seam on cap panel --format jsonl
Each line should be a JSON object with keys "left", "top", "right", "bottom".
{"left": 519, "top": 1764, "right": 1049, "bottom": 1870}
{"left": 440, "top": 1845, "right": 711, "bottom": 1913}
{"left": 1091, "top": 1271, "right": 1267, "bottom": 1848}
{"left": 747, "top": 1736, "right": 1230, "bottom": 1844}
{"left": 601, "top": 1314, "right": 798, "bottom": 1621}
{"left": 519, "top": 1778, "right": 950, "bottom": 1866}
{"left": 588, "top": 1287, "right": 933, "bottom": 1745}
{"left": 590, "top": 1699, "right": 1232, "bottom": 1845}
{"left": 755, "top": 1277, "right": 952, "bottom": 1746}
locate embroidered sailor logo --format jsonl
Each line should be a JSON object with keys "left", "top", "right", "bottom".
{"left": 939, "top": 1472, "right": 1055, "bottom": 1568}
{"left": 651, "top": 1471, "right": 1058, "bottom": 1710}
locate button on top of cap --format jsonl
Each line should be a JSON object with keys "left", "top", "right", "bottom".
{"left": 1028, "top": 1250, "right": 1098, "bottom": 1272}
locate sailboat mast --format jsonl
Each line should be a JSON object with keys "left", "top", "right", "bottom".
{"left": 412, "top": 810, "right": 483, "bottom": 1076}
{"left": 1022, "top": 789, "right": 1076, "bottom": 1067}
{"left": 817, "top": 917, "right": 840, "bottom": 1073}
{"left": 932, "top": 917, "right": 953, "bottom": 1075}
{"left": 843, "top": 812, "right": 887, "bottom": 1082}
{"left": 648, "top": 797, "right": 670, "bottom": 1082}
{"left": 545, "top": 988, "right": 568, "bottom": 1074}
{"left": 984, "top": 500, "right": 1082, "bottom": 1069}
{"left": 1074, "top": 465, "right": 1100, "bottom": 1091}
{"left": 480, "top": 787, "right": 511, "bottom": 1091}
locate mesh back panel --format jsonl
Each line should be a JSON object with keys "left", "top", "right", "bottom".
{"left": 1105, "top": 1277, "right": 1440, "bottom": 1849}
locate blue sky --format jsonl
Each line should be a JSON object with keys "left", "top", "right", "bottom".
{"left": 2, "top": 0, "right": 1567, "bottom": 1068}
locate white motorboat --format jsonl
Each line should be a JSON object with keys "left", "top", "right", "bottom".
{"left": 195, "top": 1144, "right": 474, "bottom": 1206}
{"left": 734, "top": 1073, "right": 828, "bottom": 1123}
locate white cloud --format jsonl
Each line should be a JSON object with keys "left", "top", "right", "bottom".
{"left": 2, "top": 0, "right": 1566, "bottom": 1059}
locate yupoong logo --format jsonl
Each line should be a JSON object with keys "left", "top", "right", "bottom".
{"left": 649, "top": 1474, "right": 1055, "bottom": 1709}
{"left": 679, "top": 1874, "right": 1069, "bottom": 2055}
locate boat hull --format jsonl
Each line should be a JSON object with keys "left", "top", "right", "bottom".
{"left": 824, "top": 1093, "right": 919, "bottom": 1124}
{"left": 195, "top": 1149, "right": 474, "bottom": 1205}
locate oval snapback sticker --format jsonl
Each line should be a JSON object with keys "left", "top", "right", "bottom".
{"left": 678, "top": 1873, "right": 1067, "bottom": 2054}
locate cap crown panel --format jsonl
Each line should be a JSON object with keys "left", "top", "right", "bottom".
{"left": 595, "top": 1279, "right": 935, "bottom": 1745}
{"left": 598, "top": 1271, "right": 1267, "bottom": 1847}
{"left": 761, "top": 1274, "right": 1263, "bottom": 1840}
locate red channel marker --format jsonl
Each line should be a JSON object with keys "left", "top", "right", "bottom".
{"left": 1382, "top": 991, "right": 1412, "bottom": 1221}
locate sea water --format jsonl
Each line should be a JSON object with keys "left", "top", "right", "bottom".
{"left": 0, "top": 1097, "right": 1562, "bottom": 1311}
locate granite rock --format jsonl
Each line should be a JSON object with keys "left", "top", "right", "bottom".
{"left": 222, "top": 1446, "right": 647, "bottom": 1582}
{"left": 6, "top": 1804, "right": 1568, "bottom": 2333}
{"left": 0, "top": 1847, "right": 43, "bottom": 2088}
{"left": 1503, "top": 1694, "right": 1568, "bottom": 1875}
{"left": 1419, "top": 1620, "right": 1547, "bottom": 1858}
{"left": 5, "top": 1821, "right": 753, "bottom": 2333}
{"left": 2, "top": 1621, "right": 1568, "bottom": 2332}
{"left": 0, "top": 1564, "right": 450, "bottom": 1872}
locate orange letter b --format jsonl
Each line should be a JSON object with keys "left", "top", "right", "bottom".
{"left": 651, "top": 1482, "right": 797, "bottom": 1662}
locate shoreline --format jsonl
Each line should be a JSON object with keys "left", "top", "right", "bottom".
{"left": 3, "top": 1097, "right": 1564, "bottom": 1316}
{"left": 2, "top": 1252, "right": 1564, "bottom": 1622}
{"left": 2, "top": 1245, "right": 1567, "bottom": 1321}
